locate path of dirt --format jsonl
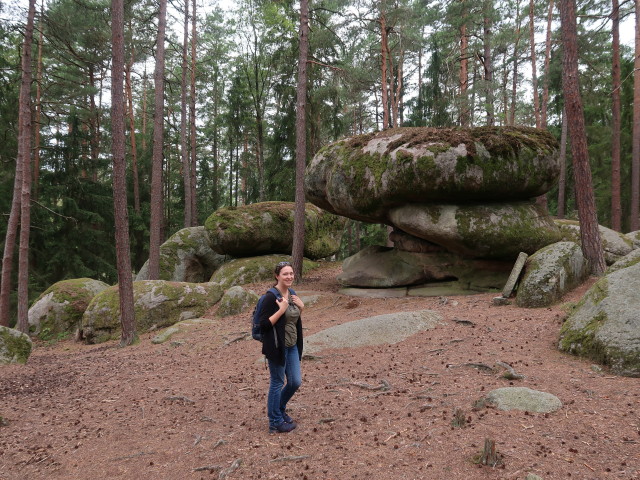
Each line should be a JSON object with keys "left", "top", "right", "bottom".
{"left": 1, "top": 263, "right": 638, "bottom": 480}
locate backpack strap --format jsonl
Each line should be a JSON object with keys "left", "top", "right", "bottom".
{"left": 267, "top": 287, "right": 281, "bottom": 298}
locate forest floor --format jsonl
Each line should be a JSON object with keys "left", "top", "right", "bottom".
{"left": 0, "top": 262, "right": 639, "bottom": 480}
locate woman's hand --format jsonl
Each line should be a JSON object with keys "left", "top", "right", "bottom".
{"left": 290, "top": 294, "right": 304, "bottom": 311}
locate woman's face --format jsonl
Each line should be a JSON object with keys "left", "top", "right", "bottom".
{"left": 277, "top": 265, "right": 295, "bottom": 286}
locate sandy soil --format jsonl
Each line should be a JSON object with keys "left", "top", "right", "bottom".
{"left": 1, "top": 262, "right": 638, "bottom": 480}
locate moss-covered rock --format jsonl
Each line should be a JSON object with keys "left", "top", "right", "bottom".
{"left": 483, "top": 387, "right": 562, "bottom": 413}
{"left": 555, "top": 219, "right": 633, "bottom": 265}
{"left": 306, "top": 126, "right": 560, "bottom": 223}
{"left": 27, "top": 278, "right": 109, "bottom": 340}
{"left": 559, "top": 262, "right": 640, "bottom": 377}
{"left": 209, "top": 254, "right": 320, "bottom": 290}
{"left": 81, "top": 281, "right": 223, "bottom": 344}
{"left": 337, "top": 245, "right": 511, "bottom": 291}
{"left": 389, "top": 201, "right": 561, "bottom": 259}
{"left": 204, "top": 201, "right": 345, "bottom": 260}
{"left": 217, "top": 286, "right": 259, "bottom": 317}
{"left": 136, "top": 226, "right": 229, "bottom": 282}
{"left": 625, "top": 230, "right": 640, "bottom": 249}
{"left": 607, "top": 248, "right": 640, "bottom": 274}
{"left": 515, "top": 242, "right": 589, "bottom": 308}
{"left": 0, "top": 326, "right": 32, "bottom": 364}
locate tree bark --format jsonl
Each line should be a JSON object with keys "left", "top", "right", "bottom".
{"left": 529, "top": 0, "right": 541, "bottom": 128}
{"left": 557, "top": 109, "right": 568, "bottom": 219}
{"left": 459, "top": 3, "right": 469, "bottom": 127}
{"left": 483, "top": 0, "right": 494, "bottom": 126}
{"left": 540, "top": 0, "right": 554, "bottom": 128}
{"left": 559, "top": 0, "right": 606, "bottom": 275}
{"left": 631, "top": 0, "right": 640, "bottom": 231}
{"left": 33, "top": 0, "right": 43, "bottom": 201}
{"left": 148, "top": 0, "right": 168, "bottom": 280}
{"left": 111, "top": 0, "right": 137, "bottom": 345}
{"left": 189, "top": 0, "right": 198, "bottom": 225}
{"left": 611, "top": 0, "right": 622, "bottom": 231}
{"left": 292, "top": 0, "right": 309, "bottom": 281}
{"left": 510, "top": 0, "right": 523, "bottom": 126}
{"left": 379, "top": 6, "right": 390, "bottom": 130}
{"left": 180, "top": 0, "right": 191, "bottom": 227}
{"left": 125, "top": 44, "right": 140, "bottom": 214}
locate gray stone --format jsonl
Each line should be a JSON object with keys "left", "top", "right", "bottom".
{"left": 338, "top": 245, "right": 511, "bottom": 291}
{"left": 516, "top": 242, "right": 590, "bottom": 308}
{"left": 204, "top": 201, "right": 345, "bottom": 260}
{"left": 388, "top": 229, "right": 445, "bottom": 253}
{"left": 28, "top": 278, "right": 109, "bottom": 339}
{"left": 151, "top": 326, "right": 180, "bottom": 344}
{"left": 502, "top": 252, "right": 528, "bottom": 298}
{"left": 555, "top": 219, "right": 634, "bottom": 265}
{"left": 136, "top": 226, "right": 228, "bottom": 282}
{"left": 525, "top": 474, "right": 544, "bottom": 480}
{"left": 305, "top": 126, "right": 560, "bottom": 223}
{"left": 217, "top": 286, "right": 259, "bottom": 317}
{"left": 388, "top": 202, "right": 561, "bottom": 259}
{"left": 559, "top": 262, "right": 640, "bottom": 376}
{"left": 484, "top": 387, "right": 562, "bottom": 413}
{"left": 209, "top": 254, "right": 319, "bottom": 290}
{"left": 607, "top": 248, "right": 640, "bottom": 274}
{"left": 338, "top": 287, "right": 409, "bottom": 298}
{"left": 81, "top": 281, "right": 223, "bottom": 344}
{"left": 0, "top": 326, "right": 32, "bottom": 365}
{"left": 304, "top": 310, "right": 442, "bottom": 353}
{"left": 625, "top": 230, "right": 640, "bottom": 249}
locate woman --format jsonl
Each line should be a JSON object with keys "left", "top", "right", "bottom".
{"left": 259, "top": 261, "right": 305, "bottom": 434}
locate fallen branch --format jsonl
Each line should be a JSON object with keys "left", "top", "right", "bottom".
{"left": 193, "top": 465, "right": 222, "bottom": 472}
{"left": 495, "top": 361, "right": 525, "bottom": 380}
{"left": 212, "top": 439, "right": 226, "bottom": 450}
{"left": 224, "top": 333, "right": 249, "bottom": 346}
{"left": 218, "top": 458, "right": 242, "bottom": 480}
{"left": 270, "top": 455, "right": 311, "bottom": 463}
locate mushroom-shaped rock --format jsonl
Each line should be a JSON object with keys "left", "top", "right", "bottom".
{"left": 204, "top": 201, "right": 345, "bottom": 260}
{"left": 81, "top": 281, "right": 223, "bottom": 344}
{"left": 559, "top": 262, "right": 640, "bottom": 377}
{"left": 515, "top": 242, "right": 590, "bottom": 308}
{"left": 136, "top": 226, "right": 228, "bottom": 282}
{"left": 555, "top": 219, "right": 633, "bottom": 265}
{"left": 210, "top": 254, "right": 319, "bottom": 290}
{"left": 0, "top": 326, "right": 32, "bottom": 364}
{"left": 389, "top": 201, "right": 561, "bottom": 259}
{"left": 28, "top": 278, "right": 109, "bottom": 339}
{"left": 306, "top": 126, "right": 560, "bottom": 223}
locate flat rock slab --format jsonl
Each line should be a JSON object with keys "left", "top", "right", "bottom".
{"left": 339, "top": 282, "right": 489, "bottom": 298}
{"left": 485, "top": 387, "right": 562, "bottom": 413}
{"left": 338, "top": 287, "right": 408, "bottom": 298}
{"left": 304, "top": 310, "right": 441, "bottom": 353}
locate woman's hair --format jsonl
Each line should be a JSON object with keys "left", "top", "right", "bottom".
{"left": 274, "top": 261, "right": 292, "bottom": 276}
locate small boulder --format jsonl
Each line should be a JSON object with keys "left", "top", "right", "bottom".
{"left": 625, "top": 230, "right": 640, "bottom": 249}
{"left": 555, "top": 219, "right": 633, "bottom": 264}
{"left": 81, "top": 281, "right": 223, "bottom": 344}
{"left": 607, "top": 248, "right": 640, "bottom": 274}
{"left": 0, "top": 326, "right": 32, "bottom": 365}
{"left": 204, "top": 201, "right": 345, "bottom": 260}
{"left": 28, "top": 278, "right": 109, "bottom": 339}
{"left": 516, "top": 242, "right": 590, "bottom": 308}
{"left": 559, "top": 262, "right": 640, "bottom": 376}
{"left": 136, "top": 226, "right": 228, "bottom": 282}
{"left": 210, "top": 254, "right": 319, "bottom": 290}
{"left": 483, "top": 387, "right": 562, "bottom": 413}
{"left": 217, "top": 286, "right": 259, "bottom": 317}
{"left": 388, "top": 201, "right": 561, "bottom": 259}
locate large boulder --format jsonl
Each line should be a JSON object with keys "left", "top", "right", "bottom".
{"left": 217, "top": 286, "right": 259, "bottom": 318}
{"left": 210, "top": 254, "right": 320, "bottom": 290}
{"left": 559, "top": 262, "right": 640, "bottom": 377}
{"left": 607, "top": 248, "right": 640, "bottom": 274}
{"left": 555, "top": 219, "right": 633, "bottom": 265}
{"left": 204, "top": 201, "right": 345, "bottom": 260}
{"left": 28, "top": 278, "right": 109, "bottom": 339}
{"left": 136, "top": 226, "right": 228, "bottom": 282}
{"left": 516, "top": 242, "right": 590, "bottom": 308}
{"left": 0, "top": 326, "right": 32, "bottom": 364}
{"left": 306, "top": 126, "right": 560, "bottom": 223}
{"left": 388, "top": 201, "right": 561, "bottom": 259}
{"left": 625, "top": 230, "right": 640, "bottom": 249}
{"left": 81, "top": 281, "right": 223, "bottom": 344}
{"left": 337, "top": 245, "right": 511, "bottom": 291}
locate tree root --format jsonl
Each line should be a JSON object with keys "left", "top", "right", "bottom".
{"left": 218, "top": 458, "right": 242, "bottom": 479}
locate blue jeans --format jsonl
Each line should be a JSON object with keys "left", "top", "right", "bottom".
{"left": 267, "top": 345, "right": 302, "bottom": 427}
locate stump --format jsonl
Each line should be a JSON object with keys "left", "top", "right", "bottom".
{"left": 478, "top": 438, "right": 502, "bottom": 466}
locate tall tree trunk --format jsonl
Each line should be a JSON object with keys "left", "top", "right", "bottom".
{"left": 379, "top": 6, "right": 390, "bottom": 130}
{"left": 529, "top": 0, "right": 541, "bottom": 128}
{"left": 631, "top": 0, "right": 640, "bottom": 231}
{"left": 33, "top": 0, "right": 43, "bottom": 201}
{"left": 142, "top": 67, "right": 148, "bottom": 152}
{"left": 611, "top": 0, "right": 622, "bottom": 231}
{"left": 459, "top": 4, "right": 469, "bottom": 127}
{"left": 483, "top": 0, "right": 494, "bottom": 126}
{"left": 559, "top": 0, "right": 606, "bottom": 275}
{"left": 510, "top": 0, "right": 522, "bottom": 126}
{"left": 148, "top": 0, "right": 167, "bottom": 280}
{"left": 189, "top": 0, "right": 198, "bottom": 225}
{"left": 292, "top": 0, "right": 309, "bottom": 281}
{"left": 557, "top": 109, "right": 567, "bottom": 218}
{"left": 111, "top": 0, "right": 136, "bottom": 345}
{"left": 125, "top": 45, "right": 140, "bottom": 213}
{"left": 180, "top": 0, "right": 191, "bottom": 227}
{"left": 540, "top": 0, "right": 554, "bottom": 128}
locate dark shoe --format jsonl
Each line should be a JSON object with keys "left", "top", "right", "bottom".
{"left": 282, "top": 412, "right": 296, "bottom": 425}
{"left": 269, "top": 421, "right": 296, "bottom": 434}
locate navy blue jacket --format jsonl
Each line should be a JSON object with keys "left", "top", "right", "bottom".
{"left": 259, "top": 290, "right": 303, "bottom": 365}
